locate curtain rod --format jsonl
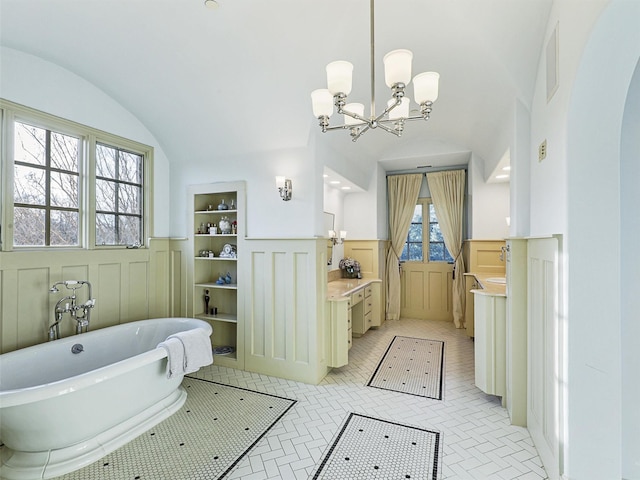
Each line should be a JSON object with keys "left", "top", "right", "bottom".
{"left": 385, "top": 164, "right": 468, "bottom": 177}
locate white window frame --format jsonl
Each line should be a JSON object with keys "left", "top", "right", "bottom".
{"left": 0, "top": 99, "right": 153, "bottom": 251}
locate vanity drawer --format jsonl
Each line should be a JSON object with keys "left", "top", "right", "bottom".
{"left": 364, "top": 297, "right": 374, "bottom": 315}
{"left": 364, "top": 310, "right": 373, "bottom": 329}
{"left": 351, "top": 289, "right": 364, "bottom": 306}
{"left": 365, "top": 285, "right": 373, "bottom": 298}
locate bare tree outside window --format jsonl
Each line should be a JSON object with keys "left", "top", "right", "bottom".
{"left": 13, "top": 122, "right": 79, "bottom": 246}
{"left": 96, "top": 144, "right": 143, "bottom": 246}
{"left": 400, "top": 200, "right": 453, "bottom": 263}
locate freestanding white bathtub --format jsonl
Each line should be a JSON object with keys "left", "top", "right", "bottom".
{"left": 0, "top": 317, "right": 212, "bottom": 480}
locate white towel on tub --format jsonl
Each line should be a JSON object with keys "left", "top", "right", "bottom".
{"left": 158, "top": 327, "right": 213, "bottom": 378}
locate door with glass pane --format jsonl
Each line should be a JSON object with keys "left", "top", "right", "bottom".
{"left": 400, "top": 200, "right": 454, "bottom": 321}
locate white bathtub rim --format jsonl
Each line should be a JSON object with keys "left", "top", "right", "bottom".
{"left": 0, "top": 385, "right": 187, "bottom": 480}
{"left": 0, "top": 318, "right": 212, "bottom": 408}
{"left": 0, "top": 347, "right": 167, "bottom": 409}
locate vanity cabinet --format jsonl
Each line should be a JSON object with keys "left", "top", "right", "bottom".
{"left": 474, "top": 292, "right": 507, "bottom": 403}
{"left": 188, "top": 181, "right": 245, "bottom": 369}
{"left": 327, "top": 279, "right": 381, "bottom": 367}
{"left": 464, "top": 274, "right": 480, "bottom": 337}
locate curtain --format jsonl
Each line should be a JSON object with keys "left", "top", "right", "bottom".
{"left": 426, "top": 170, "right": 466, "bottom": 328}
{"left": 386, "top": 174, "right": 423, "bottom": 321}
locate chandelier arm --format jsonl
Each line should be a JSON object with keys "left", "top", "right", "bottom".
{"left": 351, "top": 124, "right": 372, "bottom": 142}
{"left": 339, "top": 106, "right": 372, "bottom": 126}
{"left": 376, "top": 122, "right": 401, "bottom": 136}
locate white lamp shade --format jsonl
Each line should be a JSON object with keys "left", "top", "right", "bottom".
{"left": 339, "top": 230, "right": 347, "bottom": 239}
{"left": 387, "top": 97, "right": 410, "bottom": 120}
{"left": 344, "top": 103, "right": 365, "bottom": 125}
{"left": 311, "top": 89, "right": 334, "bottom": 117}
{"left": 383, "top": 49, "right": 413, "bottom": 87}
{"left": 413, "top": 71, "right": 440, "bottom": 104}
{"left": 275, "top": 176, "right": 286, "bottom": 188}
{"left": 326, "top": 61, "right": 353, "bottom": 96}
{"left": 328, "top": 230, "right": 337, "bottom": 238}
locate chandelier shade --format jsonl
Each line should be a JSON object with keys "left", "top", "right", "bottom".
{"left": 326, "top": 61, "right": 354, "bottom": 96}
{"left": 387, "top": 97, "right": 410, "bottom": 120}
{"left": 311, "top": 89, "right": 334, "bottom": 118}
{"left": 344, "top": 103, "right": 365, "bottom": 125}
{"left": 413, "top": 72, "right": 440, "bottom": 104}
{"left": 311, "top": 0, "right": 440, "bottom": 141}
{"left": 383, "top": 49, "right": 413, "bottom": 87}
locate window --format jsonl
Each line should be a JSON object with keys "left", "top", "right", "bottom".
{"left": 95, "top": 144, "right": 143, "bottom": 246}
{"left": 2, "top": 100, "right": 151, "bottom": 250}
{"left": 13, "top": 122, "right": 80, "bottom": 246}
{"left": 400, "top": 199, "right": 453, "bottom": 263}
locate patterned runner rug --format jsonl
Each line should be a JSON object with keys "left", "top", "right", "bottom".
{"left": 367, "top": 336, "right": 445, "bottom": 400}
{"left": 60, "top": 377, "right": 296, "bottom": 480}
{"left": 312, "top": 413, "right": 442, "bottom": 480}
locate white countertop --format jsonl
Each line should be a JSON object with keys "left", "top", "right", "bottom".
{"left": 327, "top": 278, "right": 382, "bottom": 301}
{"left": 465, "top": 272, "right": 507, "bottom": 297}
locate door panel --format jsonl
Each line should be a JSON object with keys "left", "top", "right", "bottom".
{"left": 400, "top": 262, "right": 453, "bottom": 321}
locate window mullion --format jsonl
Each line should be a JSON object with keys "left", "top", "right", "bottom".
{"left": 45, "top": 129, "right": 51, "bottom": 246}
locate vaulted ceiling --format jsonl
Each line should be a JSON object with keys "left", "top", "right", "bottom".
{"left": 0, "top": 0, "right": 552, "bottom": 175}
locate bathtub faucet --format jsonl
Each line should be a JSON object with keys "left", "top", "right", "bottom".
{"left": 48, "top": 281, "right": 96, "bottom": 340}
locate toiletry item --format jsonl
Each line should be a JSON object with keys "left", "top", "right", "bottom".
{"left": 217, "top": 199, "right": 229, "bottom": 210}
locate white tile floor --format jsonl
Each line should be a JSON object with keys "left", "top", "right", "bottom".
{"left": 191, "top": 318, "right": 548, "bottom": 480}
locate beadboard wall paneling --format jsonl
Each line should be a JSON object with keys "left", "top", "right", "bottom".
{"left": 0, "top": 238, "right": 183, "bottom": 354}
{"left": 244, "top": 238, "right": 328, "bottom": 384}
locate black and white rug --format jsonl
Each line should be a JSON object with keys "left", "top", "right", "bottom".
{"left": 312, "top": 413, "right": 442, "bottom": 480}
{"left": 60, "top": 377, "right": 296, "bottom": 480}
{"left": 367, "top": 336, "right": 445, "bottom": 400}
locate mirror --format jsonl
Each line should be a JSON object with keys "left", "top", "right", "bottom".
{"left": 323, "top": 211, "right": 335, "bottom": 266}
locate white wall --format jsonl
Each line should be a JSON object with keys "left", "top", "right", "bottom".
{"left": 564, "top": 0, "right": 640, "bottom": 477}
{"left": 344, "top": 164, "right": 387, "bottom": 241}
{"left": 0, "top": 47, "right": 172, "bottom": 236}
{"left": 510, "top": 99, "right": 531, "bottom": 238}
{"left": 468, "top": 154, "right": 510, "bottom": 240}
{"left": 620, "top": 57, "right": 640, "bottom": 480}
{"left": 169, "top": 146, "right": 321, "bottom": 239}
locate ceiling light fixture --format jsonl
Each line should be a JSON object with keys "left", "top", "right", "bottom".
{"left": 204, "top": 0, "right": 219, "bottom": 9}
{"left": 311, "top": 0, "right": 439, "bottom": 142}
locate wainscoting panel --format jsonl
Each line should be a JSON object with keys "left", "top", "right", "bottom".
{"left": 527, "top": 236, "right": 561, "bottom": 480}
{"left": 97, "top": 263, "right": 122, "bottom": 331}
{"left": 244, "top": 239, "right": 328, "bottom": 384}
{"left": 0, "top": 238, "right": 182, "bottom": 354}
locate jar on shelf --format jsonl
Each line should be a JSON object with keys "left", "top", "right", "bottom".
{"left": 217, "top": 199, "right": 229, "bottom": 211}
{"left": 219, "top": 216, "right": 232, "bottom": 234}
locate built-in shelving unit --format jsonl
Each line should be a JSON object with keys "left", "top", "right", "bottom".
{"left": 189, "top": 182, "right": 245, "bottom": 369}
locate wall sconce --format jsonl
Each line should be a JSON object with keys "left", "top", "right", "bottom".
{"left": 275, "top": 176, "right": 292, "bottom": 201}
{"left": 328, "top": 230, "right": 347, "bottom": 245}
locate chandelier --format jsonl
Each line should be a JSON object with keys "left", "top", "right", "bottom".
{"left": 311, "top": 0, "right": 440, "bottom": 142}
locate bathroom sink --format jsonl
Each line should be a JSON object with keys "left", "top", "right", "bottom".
{"left": 485, "top": 277, "right": 506, "bottom": 284}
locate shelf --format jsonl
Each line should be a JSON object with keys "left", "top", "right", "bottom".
{"left": 195, "top": 234, "right": 237, "bottom": 237}
{"left": 196, "top": 313, "right": 237, "bottom": 324}
{"left": 195, "top": 257, "right": 238, "bottom": 261}
{"left": 195, "top": 209, "right": 238, "bottom": 214}
{"left": 196, "top": 282, "right": 238, "bottom": 290}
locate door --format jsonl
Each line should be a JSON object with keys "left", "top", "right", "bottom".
{"left": 399, "top": 200, "right": 454, "bottom": 321}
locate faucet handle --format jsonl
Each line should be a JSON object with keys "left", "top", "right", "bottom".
{"left": 85, "top": 299, "right": 96, "bottom": 308}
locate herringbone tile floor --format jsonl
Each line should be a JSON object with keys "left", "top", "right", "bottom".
{"left": 191, "top": 318, "right": 548, "bottom": 480}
